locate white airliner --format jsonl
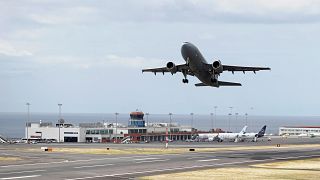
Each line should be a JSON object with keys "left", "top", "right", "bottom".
{"left": 310, "top": 133, "right": 320, "bottom": 138}
{"left": 216, "top": 126, "right": 247, "bottom": 142}
{"left": 197, "top": 133, "right": 218, "bottom": 142}
{"left": 237, "top": 125, "right": 267, "bottom": 142}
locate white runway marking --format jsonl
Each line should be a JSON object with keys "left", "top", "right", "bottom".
{"left": 0, "top": 175, "right": 41, "bottom": 180}
{"left": 135, "top": 159, "right": 169, "bottom": 164}
{"left": 231, "top": 153, "right": 247, "bottom": 156}
{"left": 0, "top": 170, "right": 46, "bottom": 175}
{"left": 186, "top": 156, "right": 209, "bottom": 160}
{"left": 197, "top": 159, "right": 219, "bottom": 162}
{"left": 73, "top": 164, "right": 113, "bottom": 169}
{"left": 64, "top": 154, "right": 320, "bottom": 180}
{"left": 134, "top": 158, "right": 159, "bottom": 161}
{"left": 0, "top": 161, "right": 66, "bottom": 168}
{"left": 0, "top": 154, "right": 173, "bottom": 168}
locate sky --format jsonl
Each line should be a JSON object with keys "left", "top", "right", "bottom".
{"left": 1, "top": 0, "right": 320, "bottom": 116}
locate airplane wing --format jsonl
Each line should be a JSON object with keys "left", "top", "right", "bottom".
{"left": 223, "top": 65, "right": 271, "bottom": 73}
{"left": 142, "top": 64, "right": 194, "bottom": 76}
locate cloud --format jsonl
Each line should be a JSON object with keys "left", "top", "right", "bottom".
{"left": 194, "top": 0, "right": 320, "bottom": 23}
{"left": 0, "top": 40, "right": 33, "bottom": 57}
{"left": 28, "top": 6, "right": 97, "bottom": 25}
{"left": 99, "top": 0, "right": 320, "bottom": 23}
{"left": 103, "top": 55, "right": 163, "bottom": 68}
{"left": 0, "top": 54, "right": 164, "bottom": 74}
{"left": 43, "top": 54, "right": 164, "bottom": 70}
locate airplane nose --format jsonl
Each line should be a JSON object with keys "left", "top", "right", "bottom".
{"left": 181, "top": 43, "right": 190, "bottom": 60}
{"left": 181, "top": 43, "right": 188, "bottom": 52}
{"left": 181, "top": 42, "right": 190, "bottom": 50}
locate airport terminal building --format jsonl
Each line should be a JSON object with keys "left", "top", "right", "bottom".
{"left": 279, "top": 126, "right": 320, "bottom": 136}
{"left": 25, "top": 111, "right": 193, "bottom": 143}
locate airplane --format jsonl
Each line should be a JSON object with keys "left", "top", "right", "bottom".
{"left": 215, "top": 126, "right": 247, "bottom": 142}
{"left": 298, "top": 132, "right": 320, "bottom": 138}
{"left": 197, "top": 133, "right": 218, "bottom": 142}
{"left": 310, "top": 133, "right": 320, "bottom": 138}
{"left": 0, "top": 135, "right": 8, "bottom": 143}
{"left": 142, "top": 42, "right": 271, "bottom": 87}
{"left": 237, "top": 125, "right": 267, "bottom": 142}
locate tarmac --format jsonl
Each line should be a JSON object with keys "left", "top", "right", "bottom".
{"left": 0, "top": 136, "right": 320, "bottom": 180}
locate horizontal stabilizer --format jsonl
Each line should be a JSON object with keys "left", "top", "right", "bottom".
{"left": 195, "top": 81, "right": 242, "bottom": 87}
{"left": 195, "top": 83, "right": 209, "bottom": 87}
{"left": 218, "top": 81, "right": 242, "bottom": 86}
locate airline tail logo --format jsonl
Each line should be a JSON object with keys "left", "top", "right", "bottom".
{"left": 257, "top": 125, "right": 267, "bottom": 137}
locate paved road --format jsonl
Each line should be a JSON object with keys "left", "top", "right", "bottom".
{"left": 0, "top": 137, "right": 320, "bottom": 180}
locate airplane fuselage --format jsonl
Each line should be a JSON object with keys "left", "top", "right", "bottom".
{"left": 216, "top": 133, "right": 241, "bottom": 142}
{"left": 181, "top": 42, "right": 214, "bottom": 86}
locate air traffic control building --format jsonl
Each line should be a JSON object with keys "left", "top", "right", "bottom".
{"left": 25, "top": 111, "right": 193, "bottom": 143}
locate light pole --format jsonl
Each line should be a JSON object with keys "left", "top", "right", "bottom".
{"left": 58, "top": 103, "right": 62, "bottom": 143}
{"left": 115, "top": 112, "right": 119, "bottom": 143}
{"left": 169, "top": 113, "right": 172, "bottom": 140}
{"left": 228, "top": 113, "right": 232, "bottom": 132}
{"left": 26, "top": 103, "right": 30, "bottom": 142}
{"left": 235, "top": 113, "right": 239, "bottom": 132}
{"left": 210, "top": 113, "right": 213, "bottom": 132}
{"left": 145, "top": 113, "right": 149, "bottom": 141}
{"left": 250, "top": 107, "right": 254, "bottom": 130}
{"left": 228, "top": 107, "right": 233, "bottom": 132}
{"left": 229, "top": 107, "right": 233, "bottom": 114}
{"left": 190, "top": 113, "right": 194, "bottom": 133}
{"left": 214, "top": 106, "right": 218, "bottom": 132}
{"left": 245, "top": 113, "right": 248, "bottom": 126}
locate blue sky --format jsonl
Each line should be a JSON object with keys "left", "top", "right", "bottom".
{"left": 1, "top": 0, "right": 320, "bottom": 116}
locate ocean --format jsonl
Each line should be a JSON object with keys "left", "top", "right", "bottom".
{"left": 0, "top": 112, "right": 319, "bottom": 138}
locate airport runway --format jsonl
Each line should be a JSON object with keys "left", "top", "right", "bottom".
{"left": 1, "top": 137, "right": 320, "bottom": 180}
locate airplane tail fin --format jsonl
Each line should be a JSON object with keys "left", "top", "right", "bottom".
{"left": 239, "top": 126, "right": 247, "bottom": 134}
{"left": 256, "top": 125, "right": 267, "bottom": 138}
{"left": 195, "top": 81, "right": 242, "bottom": 87}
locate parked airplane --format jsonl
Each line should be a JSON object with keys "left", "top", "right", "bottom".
{"left": 0, "top": 135, "right": 8, "bottom": 143}
{"left": 142, "top": 42, "right": 270, "bottom": 87}
{"left": 197, "top": 133, "right": 218, "bottom": 142}
{"left": 215, "top": 126, "right": 248, "bottom": 142}
{"left": 237, "top": 125, "right": 267, "bottom": 142}
{"left": 310, "top": 133, "right": 320, "bottom": 138}
{"left": 298, "top": 132, "right": 320, "bottom": 138}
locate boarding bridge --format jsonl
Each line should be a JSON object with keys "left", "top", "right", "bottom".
{"left": 0, "top": 135, "right": 8, "bottom": 143}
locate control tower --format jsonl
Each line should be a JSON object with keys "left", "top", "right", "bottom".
{"left": 129, "top": 111, "right": 145, "bottom": 127}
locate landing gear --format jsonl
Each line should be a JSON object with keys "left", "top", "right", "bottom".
{"left": 211, "top": 74, "right": 219, "bottom": 84}
{"left": 182, "top": 69, "right": 188, "bottom": 83}
{"left": 182, "top": 79, "right": 189, "bottom": 83}
{"left": 211, "top": 78, "right": 217, "bottom": 84}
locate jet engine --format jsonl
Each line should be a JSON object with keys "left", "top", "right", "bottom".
{"left": 166, "top": 62, "right": 177, "bottom": 74}
{"left": 212, "top": 60, "right": 223, "bottom": 74}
